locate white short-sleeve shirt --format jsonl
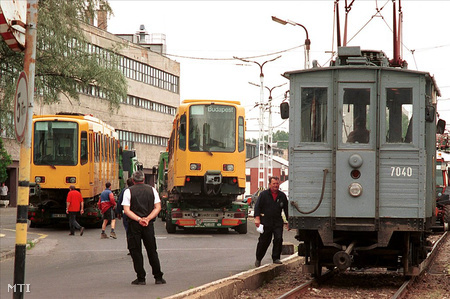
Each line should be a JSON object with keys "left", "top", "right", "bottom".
{"left": 122, "top": 185, "right": 161, "bottom": 207}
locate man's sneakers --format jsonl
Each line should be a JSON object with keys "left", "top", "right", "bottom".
{"left": 110, "top": 231, "right": 117, "bottom": 239}
{"left": 273, "top": 259, "right": 283, "bottom": 264}
{"left": 131, "top": 279, "right": 146, "bottom": 285}
{"left": 155, "top": 277, "right": 166, "bottom": 284}
{"left": 80, "top": 227, "right": 85, "bottom": 236}
{"left": 255, "top": 259, "right": 261, "bottom": 267}
{"left": 101, "top": 232, "right": 108, "bottom": 239}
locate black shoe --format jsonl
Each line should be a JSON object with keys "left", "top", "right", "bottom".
{"left": 155, "top": 278, "right": 166, "bottom": 284}
{"left": 131, "top": 279, "right": 146, "bottom": 285}
{"left": 273, "top": 259, "right": 282, "bottom": 264}
{"left": 255, "top": 260, "right": 261, "bottom": 267}
{"left": 69, "top": 232, "right": 75, "bottom": 236}
{"left": 80, "top": 227, "right": 85, "bottom": 236}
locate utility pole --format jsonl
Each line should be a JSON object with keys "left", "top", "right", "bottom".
{"left": 14, "top": 1, "right": 38, "bottom": 299}
{"left": 266, "top": 83, "right": 286, "bottom": 180}
{"left": 235, "top": 55, "right": 281, "bottom": 189}
{"left": 249, "top": 82, "right": 286, "bottom": 182}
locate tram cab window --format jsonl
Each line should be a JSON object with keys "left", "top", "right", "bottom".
{"left": 385, "top": 88, "right": 413, "bottom": 143}
{"left": 342, "top": 88, "right": 370, "bottom": 144}
{"left": 301, "top": 88, "right": 327, "bottom": 142}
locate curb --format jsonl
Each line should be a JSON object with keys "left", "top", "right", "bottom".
{"left": 165, "top": 254, "right": 302, "bottom": 299}
{"left": 0, "top": 237, "right": 42, "bottom": 262}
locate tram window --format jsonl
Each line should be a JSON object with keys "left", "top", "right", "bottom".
{"left": 385, "top": 88, "right": 413, "bottom": 143}
{"left": 301, "top": 88, "right": 327, "bottom": 142}
{"left": 238, "top": 116, "right": 245, "bottom": 152}
{"left": 342, "top": 88, "right": 370, "bottom": 144}
{"left": 179, "top": 114, "right": 186, "bottom": 151}
{"left": 189, "top": 104, "right": 236, "bottom": 152}
{"left": 33, "top": 121, "right": 78, "bottom": 166}
{"left": 81, "top": 131, "right": 88, "bottom": 165}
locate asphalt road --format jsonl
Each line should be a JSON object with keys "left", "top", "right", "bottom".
{"left": 0, "top": 213, "right": 298, "bottom": 299}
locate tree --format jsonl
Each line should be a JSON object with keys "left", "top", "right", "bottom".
{"left": 272, "top": 130, "right": 289, "bottom": 149}
{"left": 0, "top": 138, "right": 12, "bottom": 183}
{"left": 0, "top": 0, "right": 127, "bottom": 133}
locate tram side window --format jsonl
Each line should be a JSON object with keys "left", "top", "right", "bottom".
{"left": 238, "top": 116, "right": 245, "bottom": 152}
{"left": 342, "top": 88, "right": 370, "bottom": 144}
{"left": 385, "top": 88, "right": 413, "bottom": 143}
{"left": 179, "top": 114, "right": 186, "bottom": 151}
{"left": 81, "top": 131, "right": 88, "bottom": 165}
{"left": 95, "top": 133, "right": 99, "bottom": 162}
{"left": 301, "top": 88, "right": 327, "bottom": 142}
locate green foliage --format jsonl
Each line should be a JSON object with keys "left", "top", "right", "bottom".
{"left": 0, "top": 0, "right": 127, "bottom": 133}
{"left": 0, "top": 138, "right": 12, "bottom": 182}
{"left": 246, "top": 130, "right": 289, "bottom": 149}
{"left": 272, "top": 130, "right": 289, "bottom": 149}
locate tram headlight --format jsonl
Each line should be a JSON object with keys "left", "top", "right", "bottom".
{"left": 35, "top": 176, "right": 45, "bottom": 183}
{"left": 348, "top": 182, "right": 363, "bottom": 197}
{"left": 66, "top": 177, "right": 76, "bottom": 184}
{"left": 190, "top": 163, "right": 201, "bottom": 171}
{"left": 223, "top": 164, "right": 234, "bottom": 171}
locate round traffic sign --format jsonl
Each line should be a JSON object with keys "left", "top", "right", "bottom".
{"left": 14, "top": 71, "right": 28, "bottom": 143}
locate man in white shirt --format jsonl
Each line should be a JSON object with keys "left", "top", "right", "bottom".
{"left": 122, "top": 171, "right": 166, "bottom": 286}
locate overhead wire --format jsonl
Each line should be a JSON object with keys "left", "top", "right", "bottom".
{"left": 163, "top": 44, "right": 305, "bottom": 61}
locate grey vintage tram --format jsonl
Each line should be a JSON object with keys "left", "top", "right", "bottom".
{"left": 281, "top": 46, "right": 444, "bottom": 276}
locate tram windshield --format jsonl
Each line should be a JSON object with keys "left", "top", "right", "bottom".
{"left": 33, "top": 121, "right": 78, "bottom": 166}
{"left": 188, "top": 104, "right": 236, "bottom": 152}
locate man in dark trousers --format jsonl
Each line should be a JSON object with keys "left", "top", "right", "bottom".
{"left": 254, "top": 176, "right": 289, "bottom": 267}
{"left": 98, "top": 182, "right": 117, "bottom": 239}
{"left": 66, "top": 185, "right": 85, "bottom": 236}
{"left": 123, "top": 171, "right": 166, "bottom": 285}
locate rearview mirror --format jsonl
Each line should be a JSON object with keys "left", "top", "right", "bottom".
{"left": 280, "top": 102, "right": 289, "bottom": 119}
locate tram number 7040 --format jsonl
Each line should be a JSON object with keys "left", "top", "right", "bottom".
{"left": 390, "top": 166, "right": 413, "bottom": 177}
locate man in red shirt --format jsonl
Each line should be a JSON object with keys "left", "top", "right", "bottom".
{"left": 66, "top": 185, "right": 85, "bottom": 236}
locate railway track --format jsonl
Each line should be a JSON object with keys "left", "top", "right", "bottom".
{"left": 274, "top": 232, "right": 448, "bottom": 299}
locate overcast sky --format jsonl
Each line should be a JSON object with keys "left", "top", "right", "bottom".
{"left": 107, "top": 1, "right": 450, "bottom": 137}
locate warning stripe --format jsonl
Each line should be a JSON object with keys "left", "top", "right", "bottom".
{"left": 0, "top": 10, "right": 24, "bottom": 52}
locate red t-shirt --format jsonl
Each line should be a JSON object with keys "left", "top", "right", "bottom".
{"left": 271, "top": 190, "right": 278, "bottom": 201}
{"left": 66, "top": 190, "right": 83, "bottom": 212}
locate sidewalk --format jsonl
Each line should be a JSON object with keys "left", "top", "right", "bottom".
{"left": 0, "top": 207, "right": 43, "bottom": 261}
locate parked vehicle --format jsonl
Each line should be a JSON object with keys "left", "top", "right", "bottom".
{"left": 157, "top": 100, "right": 248, "bottom": 234}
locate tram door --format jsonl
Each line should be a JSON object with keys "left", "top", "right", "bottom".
{"left": 335, "top": 83, "right": 376, "bottom": 218}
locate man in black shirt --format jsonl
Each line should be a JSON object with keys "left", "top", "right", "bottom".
{"left": 254, "top": 176, "right": 289, "bottom": 267}
{"left": 123, "top": 171, "right": 166, "bottom": 285}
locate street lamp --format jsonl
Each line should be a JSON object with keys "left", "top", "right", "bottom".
{"left": 272, "top": 16, "right": 311, "bottom": 69}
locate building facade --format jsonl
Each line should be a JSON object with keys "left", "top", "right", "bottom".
{"left": 2, "top": 20, "right": 180, "bottom": 206}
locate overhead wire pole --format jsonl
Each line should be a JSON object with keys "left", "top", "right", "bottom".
{"left": 249, "top": 82, "right": 287, "bottom": 182}
{"left": 235, "top": 55, "right": 281, "bottom": 189}
{"left": 14, "top": 1, "right": 38, "bottom": 298}
{"left": 266, "top": 83, "right": 287, "bottom": 180}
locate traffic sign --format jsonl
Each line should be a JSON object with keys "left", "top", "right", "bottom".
{"left": 14, "top": 71, "right": 28, "bottom": 143}
{"left": 0, "top": 0, "right": 27, "bottom": 52}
